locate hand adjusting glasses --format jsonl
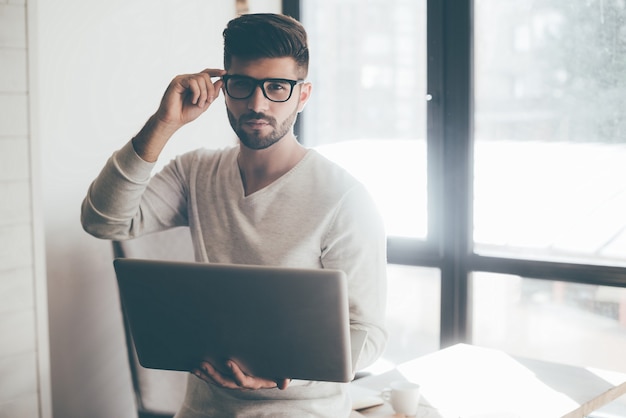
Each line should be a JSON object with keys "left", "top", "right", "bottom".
{"left": 223, "top": 75, "right": 305, "bottom": 103}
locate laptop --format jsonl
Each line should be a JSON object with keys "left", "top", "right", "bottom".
{"left": 113, "top": 258, "right": 367, "bottom": 383}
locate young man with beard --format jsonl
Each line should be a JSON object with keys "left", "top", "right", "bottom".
{"left": 81, "top": 13, "right": 387, "bottom": 417}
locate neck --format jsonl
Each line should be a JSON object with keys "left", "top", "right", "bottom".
{"left": 237, "top": 135, "right": 307, "bottom": 196}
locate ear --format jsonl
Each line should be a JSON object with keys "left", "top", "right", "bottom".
{"left": 297, "top": 82, "right": 312, "bottom": 113}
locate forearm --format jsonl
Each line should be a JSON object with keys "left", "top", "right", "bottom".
{"left": 131, "top": 114, "right": 180, "bottom": 163}
{"left": 80, "top": 140, "right": 155, "bottom": 239}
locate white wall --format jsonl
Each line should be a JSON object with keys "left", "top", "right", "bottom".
{"left": 0, "top": 0, "right": 51, "bottom": 417}
{"left": 33, "top": 1, "right": 279, "bottom": 417}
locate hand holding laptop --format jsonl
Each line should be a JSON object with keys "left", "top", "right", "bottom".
{"left": 193, "top": 358, "right": 291, "bottom": 390}
{"left": 114, "top": 259, "right": 366, "bottom": 383}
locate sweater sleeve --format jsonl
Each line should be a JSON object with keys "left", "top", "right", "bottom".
{"left": 80, "top": 140, "right": 189, "bottom": 240}
{"left": 321, "top": 184, "right": 388, "bottom": 371}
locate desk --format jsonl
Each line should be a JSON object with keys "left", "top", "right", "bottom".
{"left": 350, "top": 344, "right": 626, "bottom": 418}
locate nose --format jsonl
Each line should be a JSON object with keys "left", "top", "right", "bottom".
{"left": 247, "top": 85, "right": 269, "bottom": 112}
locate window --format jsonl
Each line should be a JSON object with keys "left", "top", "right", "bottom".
{"left": 474, "top": 0, "right": 626, "bottom": 267}
{"left": 472, "top": 273, "right": 626, "bottom": 375}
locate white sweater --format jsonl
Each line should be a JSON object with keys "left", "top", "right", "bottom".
{"left": 81, "top": 140, "right": 388, "bottom": 417}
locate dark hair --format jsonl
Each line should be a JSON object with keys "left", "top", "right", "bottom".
{"left": 223, "top": 13, "right": 309, "bottom": 77}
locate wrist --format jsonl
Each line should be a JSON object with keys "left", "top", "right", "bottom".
{"left": 132, "top": 114, "right": 179, "bottom": 162}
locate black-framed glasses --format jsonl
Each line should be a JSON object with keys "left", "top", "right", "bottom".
{"left": 223, "top": 74, "right": 305, "bottom": 103}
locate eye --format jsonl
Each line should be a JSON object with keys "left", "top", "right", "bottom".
{"left": 266, "top": 81, "right": 290, "bottom": 92}
{"left": 231, "top": 78, "right": 254, "bottom": 89}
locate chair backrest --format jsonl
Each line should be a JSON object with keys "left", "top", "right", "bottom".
{"left": 113, "top": 227, "right": 195, "bottom": 418}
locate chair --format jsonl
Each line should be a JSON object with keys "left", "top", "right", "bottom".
{"left": 113, "top": 227, "right": 195, "bottom": 418}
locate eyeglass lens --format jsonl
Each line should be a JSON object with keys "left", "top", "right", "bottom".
{"left": 225, "top": 77, "right": 296, "bottom": 102}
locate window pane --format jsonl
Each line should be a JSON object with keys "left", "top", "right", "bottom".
{"left": 301, "top": 0, "right": 427, "bottom": 239}
{"left": 473, "top": 0, "right": 626, "bottom": 265}
{"left": 471, "top": 272, "right": 626, "bottom": 414}
{"left": 369, "top": 265, "right": 439, "bottom": 373}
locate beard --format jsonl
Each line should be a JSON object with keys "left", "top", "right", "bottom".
{"left": 227, "top": 106, "right": 299, "bottom": 150}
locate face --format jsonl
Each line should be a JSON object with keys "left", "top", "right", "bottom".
{"left": 224, "top": 57, "right": 311, "bottom": 150}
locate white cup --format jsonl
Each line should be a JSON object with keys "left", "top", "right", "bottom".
{"left": 381, "top": 380, "right": 421, "bottom": 416}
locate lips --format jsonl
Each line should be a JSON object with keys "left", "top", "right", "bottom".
{"left": 241, "top": 114, "right": 274, "bottom": 130}
{"left": 245, "top": 119, "right": 269, "bottom": 128}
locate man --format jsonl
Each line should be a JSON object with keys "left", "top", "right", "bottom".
{"left": 81, "top": 13, "right": 387, "bottom": 417}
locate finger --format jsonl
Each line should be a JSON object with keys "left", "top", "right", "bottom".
{"left": 191, "top": 71, "right": 223, "bottom": 106}
{"left": 201, "top": 70, "right": 225, "bottom": 103}
{"left": 194, "top": 75, "right": 209, "bottom": 107}
{"left": 276, "top": 378, "right": 290, "bottom": 390}
{"left": 213, "top": 78, "right": 224, "bottom": 97}
{"left": 227, "top": 361, "right": 278, "bottom": 390}
{"left": 201, "top": 68, "right": 227, "bottom": 78}
{"left": 198, "top": 71, "right": 220, "bottom": 105}
{"left": 192, "top": 368, "right": 213, "bottom": 384}
{"left": 185, "top": 77, "right": 201, "bottom": 105}
{"left": 227, "top": 360, "right": 253, "bottom": 388}
{"left": 201, "top": 361, "right": 240, "bottom": 390}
